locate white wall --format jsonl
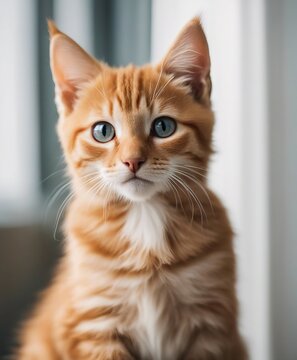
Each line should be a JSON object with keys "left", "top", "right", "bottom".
{"left": 267, "top": 0, "right": 297, "bottom": 358}
{"left": 151, "top": 1, "right": 270, "bottom": 359}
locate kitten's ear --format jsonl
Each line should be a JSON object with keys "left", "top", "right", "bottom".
{"left": 48, "top": 20, "right": 102, "bottom": 116}
{"left": 159, "top": 17, "right": 211, "bottom": 103}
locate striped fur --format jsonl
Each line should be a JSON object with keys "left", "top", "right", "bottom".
{"left": 17, "top": 18, "right": 247, "bottom": 359}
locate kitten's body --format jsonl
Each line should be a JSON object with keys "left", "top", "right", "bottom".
{"left": 17, "top": 19, "right": 246, "bottom": 359}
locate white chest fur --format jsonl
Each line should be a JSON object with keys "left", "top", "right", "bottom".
{"left": 122, "top": 199, "right": 168, "bottom": 253}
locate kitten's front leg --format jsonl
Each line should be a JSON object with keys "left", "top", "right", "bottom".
{"left": 63, "top": 328, "right": 135, "bottom": 360}
{"left": 64, "top": 337, "right": 134, "bottom": 360}
{"left": 57, "top": 302, "right": 136, "bottom": 360}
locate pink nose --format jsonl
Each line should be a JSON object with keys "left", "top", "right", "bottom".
{"left": 122, "top": 158, "right": 146, "bottom": 173}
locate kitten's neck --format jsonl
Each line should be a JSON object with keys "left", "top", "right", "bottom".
{"left": 65, "top": 191, "right": 220, "bottom": 274}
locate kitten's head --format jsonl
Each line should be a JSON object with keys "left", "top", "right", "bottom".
{"left": 48, "top": 18, "right": 213, "bottom": 203}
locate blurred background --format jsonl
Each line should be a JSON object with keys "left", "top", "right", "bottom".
{"left": 0, "top": 0, "right": 296, "bottom": 359}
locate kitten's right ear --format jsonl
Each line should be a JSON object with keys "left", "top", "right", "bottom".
{"left": 158, "top": 17, "right": 211, "bottom": 104}
{"left": 48, "top": 20, "right": 102, "bottom": 116}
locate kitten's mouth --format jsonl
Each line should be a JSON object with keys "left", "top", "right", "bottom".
{"left": 123, "top": 175, "right": 152, "bottom": 185}
{"left": 119, "top": 175, "right": 157, "bottom": 201}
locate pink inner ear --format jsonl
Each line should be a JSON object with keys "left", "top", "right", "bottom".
{"left": 59, "top": 83, "right": 78, "bottom": 115}
{"left": 188, "top": 53, "right": 210, "bottom": 100}
{"left": 189, "top": 76, "right": 205, "bottom": 101}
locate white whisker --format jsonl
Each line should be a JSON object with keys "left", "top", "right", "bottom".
{"left": 172, "top": 168, "right": 213, "bottom": 213}
{"left": 53, "top": 191, "right": 75, "bottom": 240}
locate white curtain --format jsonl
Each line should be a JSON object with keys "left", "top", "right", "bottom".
{"left": 0, "top": 0, "right": 39, "bottom": 224}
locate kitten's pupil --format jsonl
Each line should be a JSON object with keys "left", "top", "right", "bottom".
{"left": 102, "top": 124, "right": 107, "bottom": 137}
{"left": 161, "top": 121, "right": 166, "bottom": 132}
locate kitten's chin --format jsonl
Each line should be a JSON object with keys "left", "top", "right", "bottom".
{"left": 116, "top": 178, "right": 158, "bottom": 202}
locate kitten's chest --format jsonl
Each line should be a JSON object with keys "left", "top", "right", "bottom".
{"left": 122, "top": 200, "right": 189, "bottom": 359}
{"left": 131, "top": 270, "right": 196, "bottom": 360}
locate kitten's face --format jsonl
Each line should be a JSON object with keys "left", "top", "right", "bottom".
{"left": 49, "top": 18, "right": 213, "bottom": 203}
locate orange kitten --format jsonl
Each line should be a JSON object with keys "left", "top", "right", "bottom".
{"left": 17, "top": 18, "right": 247, "bottom": 359}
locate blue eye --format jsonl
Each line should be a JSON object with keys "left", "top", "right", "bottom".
{"left": 152, "top": 116, "right": 176, "bottom": 138}
{"left": 92, "top": 122, "right": 115, "bottom": 143}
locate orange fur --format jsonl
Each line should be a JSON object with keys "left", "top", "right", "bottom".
{"left": 17, "top": 18, "right": 247, "bottom": 359}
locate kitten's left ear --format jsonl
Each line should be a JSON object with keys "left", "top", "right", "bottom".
{"left": 159, "top": 17, "right": 211, "bottom": 104}
{"left": 48, "top": 20, "right": 103, "bottom": 116}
